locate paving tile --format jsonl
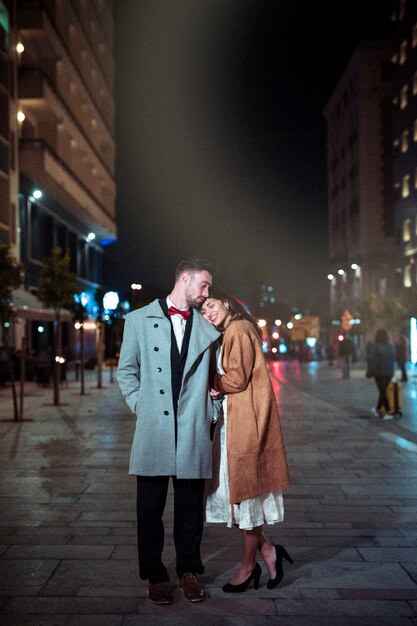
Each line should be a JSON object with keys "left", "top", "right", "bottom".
{"left": 40, "top": 559, "right": 138, "bottom": 595}
{"left": 282, "top": 562, "right": 417, "bottom": 589}
{"left": 273, "top": 598, "right": 414, "bottom": 616}
{"left": 0, "top": 559, "right": 60, "bottom": 587}
{"left": 358, "top": 548, "right": 417, "bottom": 561}
{"left": 401, "top": 562, "right": 417, "bottom": 584}
{"left": 3, "top": 545, "right": 114, "bottom": 559}
{"left": 3, "top": 597, "right": 139, "bottom": 614}
{"left": 0, "top": 615, "right": 123, "bottom": 625}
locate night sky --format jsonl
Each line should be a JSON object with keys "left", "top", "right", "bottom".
{"left": 105, "top": 0, "right": 395, "bottom": 312}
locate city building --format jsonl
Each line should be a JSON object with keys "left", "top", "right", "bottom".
{"left": 324, "top": 41, "right": 395, "bottom": 315}
{"left": 3, "top": 0, "right": 116, "bottom": 355}
{"left": 0, "top": 0, "right": 19, "bottom": 251}
{"left": 391, "top": 0, "right": 417, "bottom": 294}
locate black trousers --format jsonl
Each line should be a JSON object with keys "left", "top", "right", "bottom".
{"left": 136, "top": 475, "right": 205, "bottom": 583}
{"left": 375, "top": 375, "right": 391, "bottom": 412}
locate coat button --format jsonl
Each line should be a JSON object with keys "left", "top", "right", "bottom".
{"left": 154, "top": 324, "right": 159, "bottom": 328}
{"left": 154, "top": 347, "right": 159, "bottom": 351}
{"left": 164, "top": 410, "right": 169, "bottom": 415}
{"left": 160, "top": 389, "right": 165, "bottom": 394}
{"left": 157, "top": 367, "right": 162, "bottom": 372}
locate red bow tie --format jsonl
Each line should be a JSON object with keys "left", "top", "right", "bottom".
{"left": 168, "top": 306, "right": 191, "bottom": 320}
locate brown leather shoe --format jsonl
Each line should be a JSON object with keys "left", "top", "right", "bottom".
{"left": 179, "top": 573, "right": 206, "bottom": 602}
{"left": 147, "top": 581, "right": 172, "bottom": 605}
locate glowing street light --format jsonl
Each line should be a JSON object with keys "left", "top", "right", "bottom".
{"left": 32, "top": 189, "right": 42, "bottom": 200}
{"left": 131, "top": 283, "right": 142, "bottom": 290}
{"left": 16, "top": 42, "right": 24, "bottom": 54}
{"left": 17, "top": 110, "right": 25, "bottom": 122}
{"left": 257, "top": 319, "right": 267, "bottom": 328}
{"left": 103, "top": 291, "right": 119, "bottom": 311}
{"left": 327, "top": 273, "right": 335, "bottom": 280}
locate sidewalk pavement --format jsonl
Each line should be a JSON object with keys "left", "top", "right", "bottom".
{"left": 0, "top": 363, "right": 417, "bottom": 625}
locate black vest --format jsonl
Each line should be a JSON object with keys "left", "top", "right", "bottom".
{"left": 159, "top": 299, "right": 193, "bottom": 416}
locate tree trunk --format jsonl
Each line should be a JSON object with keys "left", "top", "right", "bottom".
{"left": 53, "top": 312, "right": 62, "bottom": 405}
{"left": 2, "top": 327, "right": 18, "bottom": 421}
{"left": 19, "top": 336, "right": 26, "bottom": 420}
{"left": 80, "top": 324, "right": 85, "bottom": 395}
{"left": 109, "top": 328, "right": 114, "bottom": 383}
{"left": 96, "top": 321, "right": 103, "bottom": 388}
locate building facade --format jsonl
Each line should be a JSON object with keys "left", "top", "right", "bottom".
{"left": 324, "top": 42, "right": 395, "bottom": 315}
{"left": 3, "top": 0, "right": 116, "bottom": 355}
{"left": 391, "top": 0, "right": 417, "bottom": 295}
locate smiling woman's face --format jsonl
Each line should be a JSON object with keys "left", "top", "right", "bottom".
{"left": 200, "top": 297, "right": 230, "bottom": 328}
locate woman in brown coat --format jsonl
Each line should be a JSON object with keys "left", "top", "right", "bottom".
{"left": 201, "top": 288, "right": 291, "bottom": 593}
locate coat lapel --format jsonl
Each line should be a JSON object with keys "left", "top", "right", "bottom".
{"left": 183, "top": 310, "right": 220, "bottom": 379}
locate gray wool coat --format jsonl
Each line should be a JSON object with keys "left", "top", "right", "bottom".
{"left": 116, "top": 299, "right": 220, "bottom": 478}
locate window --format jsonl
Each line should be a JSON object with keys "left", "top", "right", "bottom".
{"left": 414, "top": 167, "right": 417, "bottom": 189}
{"left": 413, "top": 23, "right": 417, "bottom": 47}
{"left": 414, "top": 120, "right": 417, "bottom": 141}
{"left": 402, "top": 174, "right": 411, "bottom": 198}
{"left": 400, "top": 84, "right": 409, "bottom": 109}
{"left": 413, "top": 72, "right": 417, "bottom": 95}
{"left": 378, "top": 278, "right": 387, "bottom": 296}
{"left": 400, "top": 40, "right": 408, "bottom": 64}
{"left": 403, "top": 218, "right": 412, "bottom": 242}
{"left": 404, "top": 265, "right": 412, "bottom": 287}
{"left": 402, "top": 129, "right": 410, "bottom": 152}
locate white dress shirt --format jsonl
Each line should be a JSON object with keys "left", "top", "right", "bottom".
{"left": 166, "top": 296, "right": 190, "bottom": 352}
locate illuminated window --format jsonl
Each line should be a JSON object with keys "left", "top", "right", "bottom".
{"left": 400, "top": 84, "right": 409, "bottom": 109}
{"left": 404, "top": 265, "right": 412, "bottom": 287}
{"left": 413, "top": 23, "right": 417, "bottom": 47}
{"left": 402, "top": 129, "right": 410, "bottom": 152}
{"left": 400, "top": 40, "right": 408, "bottom": 64}
{"left": 403, "top": 218, "right": 412, "bottom": 242}
{"left": 414, "top": 72, "right": 417, "bottom": 95}
{"left": 414, "top": 120, "right": 417, "bottom": 141}
{"left": 391, "top": 52, "right": 398, "bottom": 64}
{"left": 402, "top": 174, "right": 411, "bottom": 198}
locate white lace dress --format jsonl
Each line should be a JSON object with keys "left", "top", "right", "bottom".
{"left": 205, "top": 351, "right": 285, "bottom": 530}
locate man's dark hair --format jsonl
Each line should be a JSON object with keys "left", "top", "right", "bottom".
{"left": 175, "top": 257, "right": 217, "bottom": 280}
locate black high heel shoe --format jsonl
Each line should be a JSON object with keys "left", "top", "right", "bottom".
{"left": 222, "top": 562, "right": 262, "bottom": 593}
{"left": 266, "top": 544, "right": 293, "bottom": 589}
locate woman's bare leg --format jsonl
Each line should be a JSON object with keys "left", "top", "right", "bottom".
{"left": 257, "top": 530, "right": 277, "bottom": 579}
{"left": 229, "top": 526, "right": 262, "bottom": 584}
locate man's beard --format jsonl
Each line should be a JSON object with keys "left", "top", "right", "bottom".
{"left": 189, "top": 296, "right": 205, "bottom": 309}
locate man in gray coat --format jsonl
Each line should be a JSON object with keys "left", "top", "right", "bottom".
{"left": 117, "top": 258, "right": 220, "bottom": 605}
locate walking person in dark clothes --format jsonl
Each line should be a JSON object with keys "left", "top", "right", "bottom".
{"left": 367, "top": 328, "right": 396, "bottom": 420}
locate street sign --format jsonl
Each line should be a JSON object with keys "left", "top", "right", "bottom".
{"left": 341, "top": 309, "right": 353, "bottom": 331}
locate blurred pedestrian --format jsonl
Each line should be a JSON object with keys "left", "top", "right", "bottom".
{"left": 326, "top": 342, "right": 335, "bottom": 366}
{"left": 366, "top": 328, "right": 395, "bottom": 419}
{"left": 117, "top": 258, "right": 219, "bottom": 606}
{"left": 201, "top": 288, "right": 291, "bottom": 593}
{"left": 395, "top": 335, "right": 409, "bottom": 383}
{"left": 339, "top": 334, "right": 354, "bottom": 379}
{"left": 35, "top": 347, "right": 52, "bottom": 387}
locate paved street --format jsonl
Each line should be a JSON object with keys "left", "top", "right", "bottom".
{"left": 0, "top": 361, "right": 417, "bottom": 625}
